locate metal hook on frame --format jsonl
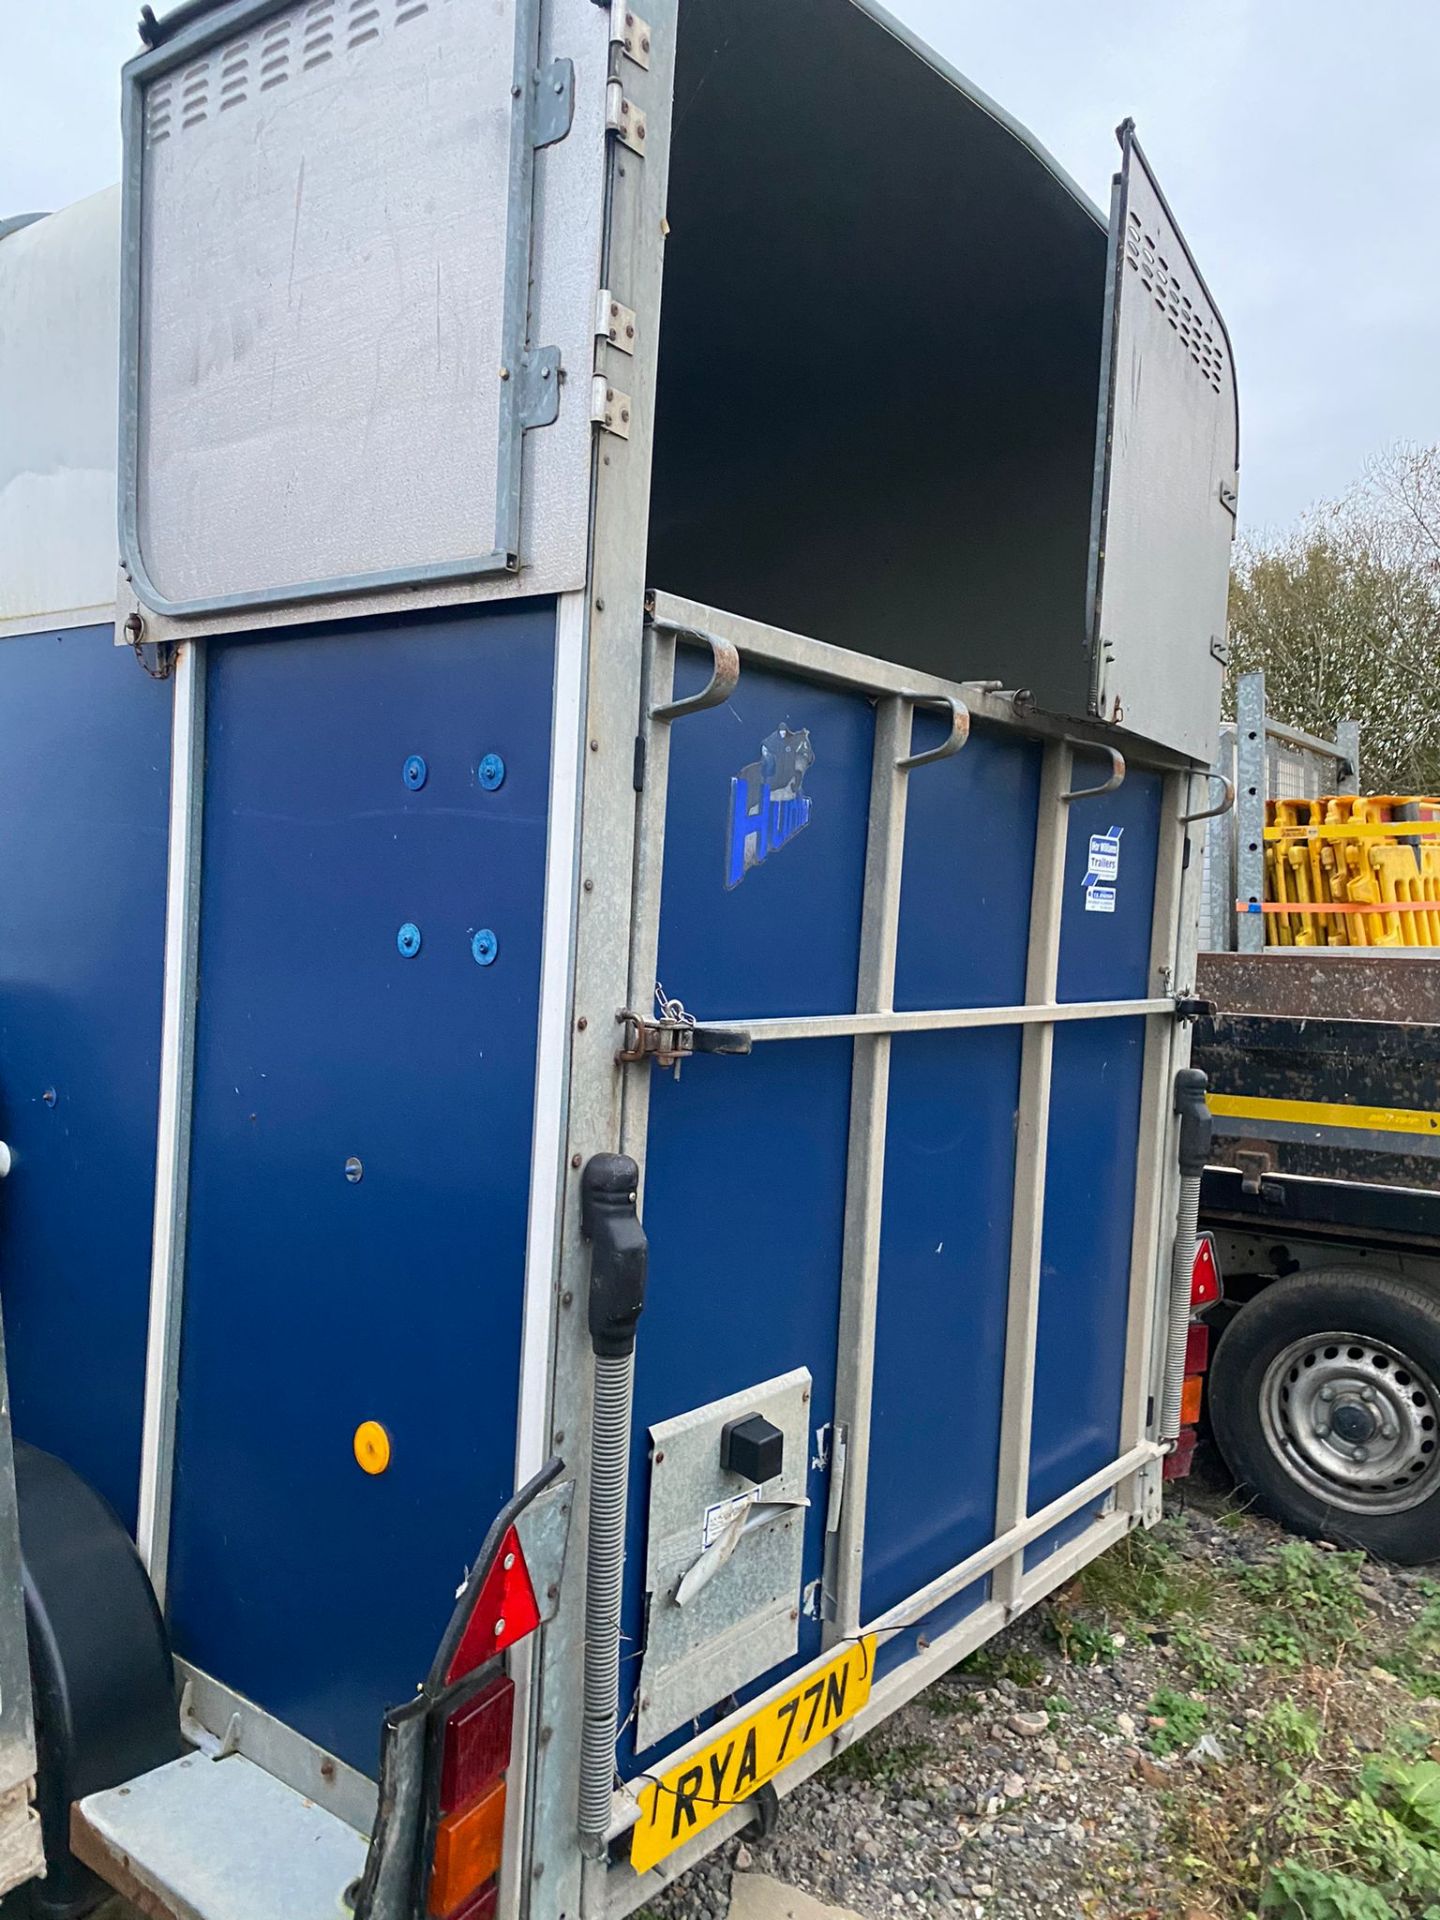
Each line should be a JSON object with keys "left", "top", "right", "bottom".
{"left": 1060, "top": 746, "right": 1126, "bottom": 803}
{"left": 1178, "top": 772, "right": 1236, "bottom": 825}
{"left": 897, "top": 695, "right": 970, "bottom": 771}
{"left": 647, "top": 624, "right": 741, "bottom": 723}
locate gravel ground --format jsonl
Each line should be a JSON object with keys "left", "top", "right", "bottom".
{"left": 642, "top": 1464, "right": 1440, "bottom": 1920}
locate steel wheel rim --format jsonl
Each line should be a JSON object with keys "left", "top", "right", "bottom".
{"left": 1260, "top": 1328, "right": 1440, "bottom": 1515}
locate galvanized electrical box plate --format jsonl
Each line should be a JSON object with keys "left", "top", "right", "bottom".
{"left": 635, "top": 1368, "right": 811, "bottom": 1752}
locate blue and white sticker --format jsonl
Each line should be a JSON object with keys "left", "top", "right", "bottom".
{"left": 1087, "top": 832, "right": 1121, "bottom": 881}
{"left": 1082, "top": 826, "right": 1122, "bottom": 913}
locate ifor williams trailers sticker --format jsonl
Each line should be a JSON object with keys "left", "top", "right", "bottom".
{"left": 726, "top": 726, "right": 815, "bottom": 888}
{"left": 1084, "top": 827, "right": 1122, "bottom": 914}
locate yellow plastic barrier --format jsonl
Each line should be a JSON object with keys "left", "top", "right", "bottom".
{"left": 1260, "top": 796, "right": 1440, "bottom": 948}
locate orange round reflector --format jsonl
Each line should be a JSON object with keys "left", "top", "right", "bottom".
{"left": 353, "top": 1420, "right": 392, "bottom": 1475}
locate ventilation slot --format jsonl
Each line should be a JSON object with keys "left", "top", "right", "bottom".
{"left": 1124, "top": 209, "right": 1224, "bottom": 396}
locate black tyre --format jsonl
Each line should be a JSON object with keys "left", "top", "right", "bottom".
{"left": 1210, "top": 1266, "right": 1440, "bottom": 1564}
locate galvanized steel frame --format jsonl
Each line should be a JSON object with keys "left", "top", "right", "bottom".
{"left": 117, "top": 0, "right": 547, "bottom": 619}
{"left": 611, "top": 592, "right": 1192, "bottom": 1850}
{"left": 523, "top": 6, "right": 680, "bottom": 1917}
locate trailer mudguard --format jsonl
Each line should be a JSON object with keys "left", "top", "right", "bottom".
{"left": 11, "top": 1443, "right": 178, "bottom": 1919}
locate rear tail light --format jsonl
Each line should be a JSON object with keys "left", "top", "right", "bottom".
{"left": 445, "top": 1525, "right": 541, "bottom": 1685}
{"left": 426, "top": 1526, "right": 542, "bottom": 1917}
{"left": 1190, "top": 1232, "right": 1222, "bottom": 1311}
{"left": 439, "top": 1675, "right": 514, "bottom": 1815}
{"left": 429, "top": 1781, "right": 506, "bottom": 1919}
{"left": 1180, "top": 1375, "right": 1204, "bottom": 1427}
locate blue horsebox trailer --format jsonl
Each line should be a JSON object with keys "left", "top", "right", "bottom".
{"left": 0, "top": 2, "right": 1239, "bottom": 1915}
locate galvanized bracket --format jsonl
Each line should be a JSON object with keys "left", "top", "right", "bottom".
{"left": 609, "top": 1, "right": 651, "bottom": 67}
{"left": 1219, "top": 477, "right": 1239, "bottom": 519}
{"left": 897, "top": 695, "right": 970, "bottom": 771}
{"left": 615, "top": 1009, "right": 752, "bottom": 1073}
{"left": 590, "top": 378, "right": 632, "bottom": 440}
{"left": 532, "top": 58, "right": 576, "bottom": 149}
{"left": 605, "top": 81, "right": 648, "bottom": 154}
{"left": 1060, "top": 746, "right": 1126, "bottom": 803}
{"left": 518, "top": 347, "right": 563, "bottom": 431}
{"left": 648, "top": 627, "right": 740, "bottom": 722}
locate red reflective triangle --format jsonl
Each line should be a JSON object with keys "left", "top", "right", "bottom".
{"left": 1190, "top": 1235, "right": 1222, "bottom": 1309}
{"left": 447, "top": 1526, "right": 541, "bottom": 1684}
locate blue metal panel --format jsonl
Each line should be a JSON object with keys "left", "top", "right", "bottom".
{"left": 1027, "top": 1015, "right": 1146, "bottom": 1523}
{"left": 649, "top": 644, "right": 873, "bottom": 1018}
{"left": 893, "top": 719, "right": 1040, "bottom": 1012}
{"left": 1056, "top": 755, "right": 1161, "bottom": 1003}
{"left": 620, "top": 653, "right": 874, "bottom": 1768}
{"left": 861, "top": 724, "right": 1038, "bottom": 1620}
{"left": 0, "top": 624, "right": 170, "bottom": 1530}
{"left": 862, "top": 1028, "right": 1019, "bottom": 1620}
{"left": 167, "top": 606, "right": 553, "bottom": 1775}
{"left": 1026, "top": 761, "right": 1161, "bottom": 1556}
{"left": 875, "top": 1576, "right": 990, "bottom": 1684}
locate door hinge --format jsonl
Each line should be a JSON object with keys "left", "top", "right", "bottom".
{"left": 616, "top": 1004, "right": 752, "bottom": 1076}
{"left": 590, "top": 376, "right": 632, "bottom": 439}
{"left": 609, "top": 1, "right": 651, "bottom": 68}
{"left": 596, "top": 289, "right": 637, "bottom": 356}
{"left": 605, "top": 80, "right": 648, "bottom": 154}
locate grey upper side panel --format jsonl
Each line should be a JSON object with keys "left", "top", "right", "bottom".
{"left": 118, "top": 0, "right": 608, "bottom": 639}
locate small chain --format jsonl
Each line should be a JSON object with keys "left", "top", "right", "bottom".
{"left": 653, "top": 980, "right": 694, "bottom": 1029}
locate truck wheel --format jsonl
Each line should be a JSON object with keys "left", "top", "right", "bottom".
{"left": 1209, "top": 1267, "right": 1440, "bottom": 1564}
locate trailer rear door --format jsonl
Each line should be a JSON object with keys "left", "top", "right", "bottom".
{"left": 1087, "top": 123, "right": 1239, "bottom": 764}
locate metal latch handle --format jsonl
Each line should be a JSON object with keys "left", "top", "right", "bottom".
{"left": 1179, "top": 772, "right": 1236, "bottom": 825}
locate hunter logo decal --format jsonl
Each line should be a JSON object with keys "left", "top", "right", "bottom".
{"left": 725, "top": 726, "right": 815, "bottom": 888}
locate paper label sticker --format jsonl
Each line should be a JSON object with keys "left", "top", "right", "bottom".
{"left": 1085, "top": 884, "right": 1117, "bottom": 914}
{"left": 702, "top": 1487, "right": 760, "bottom": 1549}
{"left": 1087, "top": 833, "right": 1121, "bottom": 880}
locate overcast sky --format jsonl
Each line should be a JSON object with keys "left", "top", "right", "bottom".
{"left": 4, "top": 1, "right": 1437, "bottom": 536}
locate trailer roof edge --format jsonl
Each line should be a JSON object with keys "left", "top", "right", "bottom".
{"left": 847, "top": 0, "right": 1108, "bottom": 233}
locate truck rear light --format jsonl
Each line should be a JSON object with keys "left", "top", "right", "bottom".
{"left": 1180, "top": 1375, "right": 1204, "bottom": 1427}
{"left": 428, "top": 1781, "right": 506, "bottom": 1918}
{"left": 439, "top": 1883, "right": 498, "bottom": 1920}
{"left": 439, "top": 1675, "right": 514, "bottom": 1815}
{"left": 445, "top": 1525, "right": 541, "bottom": 1684}
{"left": 1190, "top": 1232, "right": 1222, "bottom": 1311}
{"left": 1185, "top": 1323, "right": 1210, "bottom": 1376}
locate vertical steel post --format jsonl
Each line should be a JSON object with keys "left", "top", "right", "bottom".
{"left": 1234, "top": 671, "right": 1267, "bottom": 954}
{"left": 1118, "top": 768, "right": 1187, "bottom": 1524}
{"left": 1202, "top": 727, "right": 1235, "bottom": 952}
{"left": 824, "top": 697, "right": 912, "bottom": 1645}
{"left": 523, "top": 7, "right": 679, "bottom": 1916}
{"left": 136, "top": 640, "right": 205, "bottom": 1599}
{"left": 992, "top": 741, "right": 1071, "bottom": 1612}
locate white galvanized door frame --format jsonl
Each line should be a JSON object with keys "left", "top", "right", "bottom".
{"left": 596, "top": 590, "right": 1200, "bottom": 1916}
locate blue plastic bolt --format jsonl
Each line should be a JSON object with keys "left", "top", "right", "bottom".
{"left": 397, "top": 922, "right": 422, "bottom": 958}
{"left": 471, "top": 928, "right": 499, "bottom": 967}
{"left": 403, "top": 755, "right": 428, "bottom": 791}
{"left": 478, "top": 753, "right": 506, "bottom": 791}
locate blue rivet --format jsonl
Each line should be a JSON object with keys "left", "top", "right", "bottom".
{"left": 403, "top": 754, "right": 428, "bottom": 790}
{"left": 478, "top": 753, "right": 506, "bottom": 791}
{"left": 397, "top": 922, "right": 422, "bottom": 958}
{"left": 471, "top": 928, "right": 499, "bottom": 966}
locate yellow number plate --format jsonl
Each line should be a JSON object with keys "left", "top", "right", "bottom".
{"left": 629, "top": 1635, "right": 876, "bottom": 1874}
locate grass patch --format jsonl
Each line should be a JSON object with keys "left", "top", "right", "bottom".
{"left": 1237, "top": 1542, "right": 1369, "bottom": 1662}
{"left": 1146, "top": 1685, "right": 1209, "bottom": 1757}
{"left": 1071, "top": 1521, "right": 1218, "bottom": 1626}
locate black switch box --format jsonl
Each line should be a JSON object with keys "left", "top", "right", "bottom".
{"left": 720, "top": 1413, "right": 784, "bottom": 1486}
